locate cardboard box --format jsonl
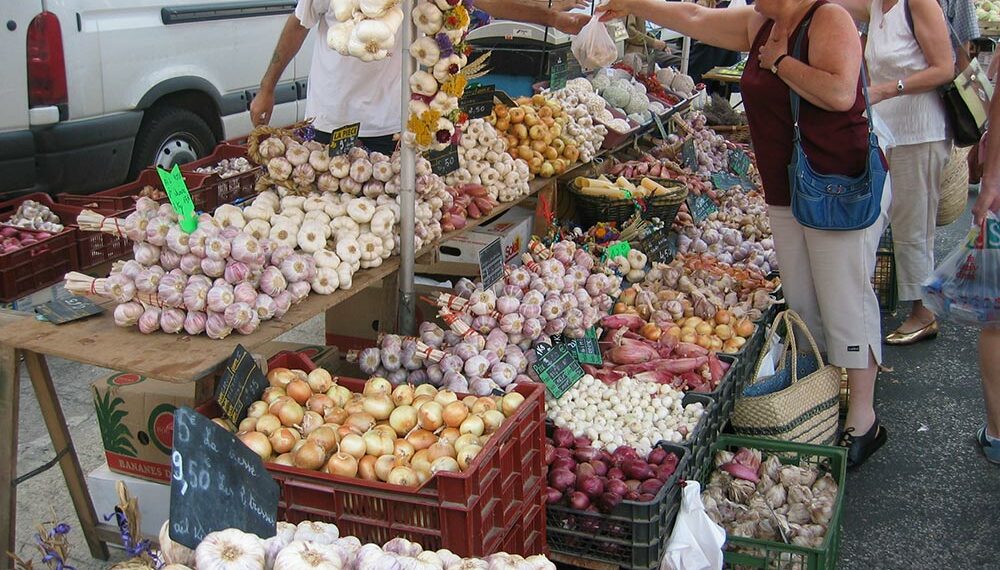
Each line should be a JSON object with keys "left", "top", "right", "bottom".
{"left": 436, "top": 206, "right": 534, "bottom": 266}
{"left": 92, "top": 373, "right": 208, "bottom": 483}
{"left": 87, "top": 463, "right": 170, "bottom": 541}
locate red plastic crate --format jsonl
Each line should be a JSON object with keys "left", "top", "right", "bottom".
{"left": 0, "top": 194, "right": 80, "bottom": 301}
{"left": 57, "top": 169, "right": 213, "bottom": 214}
{"left": 205, "top": 351, "right": 547, "bottom": 558}
{"left": 181, "top": 143, "right": 261, "bottom": 206}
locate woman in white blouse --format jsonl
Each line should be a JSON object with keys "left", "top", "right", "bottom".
{"left": 836, "top": 0, "right": 954, "bottom": 344}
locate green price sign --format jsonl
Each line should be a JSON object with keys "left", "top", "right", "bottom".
{"left": 532, "top": 343, "right": 585, "bottom": 399}
{"left": 603, "top": 240, "right": 631, "bottom": 262}
{"left": 157, "top": 165, "right": 197, "bottom": 233}
{"left": 728, "top": 148, "right": 751, "bottom": 176}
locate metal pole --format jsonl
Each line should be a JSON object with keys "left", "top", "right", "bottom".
{"left": 398, "top": 0, "right": 417, "bottom": 336}
{"left": 680, "top": 36, "right": 691, "bottom": 75}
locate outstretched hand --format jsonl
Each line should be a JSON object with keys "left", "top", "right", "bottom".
{"left": 553, "top": 11, "right": 590, "bottom": 34}
{"left": 597, "top": 0, "right": 632, "bottom": 21}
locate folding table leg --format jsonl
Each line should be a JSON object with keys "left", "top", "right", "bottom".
{"left": 0, "top": 345, "right": 19, "bottom": 570}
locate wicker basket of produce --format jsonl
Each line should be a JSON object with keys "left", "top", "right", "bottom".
{"left": 570, "top": 176, "right": 688, "bottom": 228}
{"left": 707, "top": 124, "right": 751, "bottom": 144}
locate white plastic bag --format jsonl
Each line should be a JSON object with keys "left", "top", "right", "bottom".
{"left": 571, "top": 16, "right": 618, "bottom": 71}
{"left": 661, "top": 482, "right": 725, "bottom": 570}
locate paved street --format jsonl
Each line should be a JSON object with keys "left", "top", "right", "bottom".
{"left": 7, "top": 198, "right": 998, "bottom": 570}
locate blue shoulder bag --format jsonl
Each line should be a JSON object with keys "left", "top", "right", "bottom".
{"left": 787, "top": 16, "right": 886, "bottom": 231}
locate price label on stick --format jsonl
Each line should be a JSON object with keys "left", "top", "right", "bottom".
{"left": 425, "top": 146, "right": 460, "bottom": 176}
{"left": 686, "top": 194, "right": 719, "bottom": 224}
{"left": 572, "top": 328, "right": 603, "bottom": 366}
{"left": 460, "top": 84, "right": 496, "bottom": 120}
{"left": 215, "top": 345, "right": 269, "bottom": 424}
{"left": 479, "top": 237, "right": 505, "bottom": 289}
{"left": 603, "top": 240, "right": 631, "bottom": 263}
{"left": 169, "top": 406, "right": 278, "bottom": 549}
{"left": 681, "top": 139, "right": 698, "bottom": 171}
{"left": 328, "top": 122, "right": 361, "bottom": 157}
{"left": 157, "top": 165, "right": 197, "bottom": 233}
{"left": 533, "top": 343, "right": 585, "bottom": 399}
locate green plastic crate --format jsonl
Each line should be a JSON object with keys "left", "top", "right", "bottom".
{"left": 697, "top": 435, "right": 847, "bottom": 570}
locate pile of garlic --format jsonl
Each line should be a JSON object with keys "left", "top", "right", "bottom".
{"left": 160, "top": 520, "right": 557, "bottom": 570}
{"left": 545, "top": 79, "right": 612, "bottom": 163}
{"left": 326, "top": 0, "right": 405, "bottom": 62}
{"left": 406, "top": 0, "right": 476, "bottom": 151}
{"left": 445, "top": 119, "right": 531, "bottom": 203}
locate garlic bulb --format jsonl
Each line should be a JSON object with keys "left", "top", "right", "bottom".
{"left": 413, "top": 2, "right": 443, "bottom": 35}
{"left": 332, "top": 0, "right": 358, "bottom": 21}
{"left": 347, "top": 19, "right": 394, "bottom": 62}
{"left": 358, "top": 0, "right": 398, "bottom": 18}
{"left": 273, "top": 541, "right": 342, "bottom": 570}
{"left": 194, "top": 529, "right": 265, "bottom": 570}
{"left": 409, "top": 71, "right": 438, "bottom": 97}
{"left": 432, "top": 55, "right": 462, "bottom": 83}
{"left": 410, "top": 37, "right": 441, "bottom": 67}
{"left": 380, "top": 6, "right": 404, "bottom": 34}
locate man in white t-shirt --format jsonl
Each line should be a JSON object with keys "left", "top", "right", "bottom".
{"left": 250, "top": 0, "right": 589, "bottom": 154}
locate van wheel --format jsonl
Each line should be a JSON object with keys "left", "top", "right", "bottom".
{"left": 129, "top": 106, "right": 216, "bottom": 178}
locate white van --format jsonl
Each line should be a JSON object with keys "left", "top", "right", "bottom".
{"left": 0, "top": 1, "right": 315, "bottom": 199}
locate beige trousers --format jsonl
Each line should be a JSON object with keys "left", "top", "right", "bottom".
{"left": 886, "top": 140, "right": 951, "bottom": 301}
{"left": 767, "top": 184, "right": 890, "bottom": 369}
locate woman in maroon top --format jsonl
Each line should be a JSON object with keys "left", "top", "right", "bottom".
{"left": 600, "top": 0, "right": 889, "bottom": 467}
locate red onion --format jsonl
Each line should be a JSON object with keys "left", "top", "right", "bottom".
{"left": 647, "top": 448, "right": 668, "bottom": 465}
{"left": 607, "top": 467, "right": 624, "bottom": 480}
{"left": 548, "top": 468, "right": 576, "bottom": 492}
{"left": 596, "top": 492, "right": 623, "bottom": 512}
{"left": 638, "top": 493, "right": 655, "bottom": 501}
{"left": 625, "top": 479, "right": 641, "bottom": 492}
{"left": 639, "top": 479, "right": 663, "bottom": 496}
{"left": 591, "top": 460, "right": 608, "bottom": 477}
{"left": 553, "top": 447, "right": 573, "bottom": 459}
{"left": 551, "top": 457, "right": 575, "bottom": 473}
{"left": 568, "top": 491, "right": 590, "bottom": 511}
{"left": 655, "top": 462, "right": 678, "bottom": 481}
{"left": 624, "top": 490, "right": 640, "bottom": 501}
{"left": 606, "top": 479, "right": 628, "bottom": 496}
{"left": 574, "top": 436, "right": 592, "bottom": 448}
{"left": 622, "top": 460, "right": 655, "bottom": 481}
{"left": 545, "top": 487, "right": 563, "bottom": 505}
{"left": 574, "top": 447, "right": 599, "bottom": 463}
{"left": 544, "top": 443, "right": 556, "bottom": 465}
{"left": 720, "top": 461, "right": 760, "bottom": 482}
{"left": 552, "top": 428, "right": 574, "bottom": 448}
{"left": 576, "top": 463, "right": 596, "bottom": 479}
{"left": 577, "top": 475, "right": 604, "bottom": 499}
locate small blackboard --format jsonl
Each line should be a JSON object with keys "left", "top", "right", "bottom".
{"left": 532, "top": 343, "right": 585, "bottom": 399}
{"left": 328, "top": 122, "right": 361, "bottom": 157}
{"left": 169, "top": 406, "right": 278, "bottom": 549}
{"left": 642, "top": 230, "right": 679, "bottom": 264}
{"left": 479, "top": 237, "right": 505, "bottom": 289}
{"left": 711, "top": 172, "right": 743, "bottom": 191}
{"left": 549, "top": 52, "right": 568, "bottom": 91}
{"left": 35, "top": 296, "right": 103, "bottom": 324}
{"left": 425, "top": 146, "right": 460, "bottom": 176}
{"left": 554, "top": 327, "right": 603, "bottom": 366}
{"left": 653, "top": 113, "right": 669, "bottom": 141}
{"left": 215, "top": 345, "right": 269, "bottom": 424}
{"left": 494, "top": 90, "right": 517, "bottom": 107}
{"left": 681, "top": 139, "right": 698, "bottom": 171}
{"left": 686, "top": 194, "right": 718, "bottom": 224}
{"left": 728, "top": 148, "right": 751, "bottom": 176}
{"left": 460, "top": 84, "right": 496, "bottom": 119}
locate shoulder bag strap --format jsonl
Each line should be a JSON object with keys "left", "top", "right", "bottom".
{"left": 904, "top": 0, "right": 970, "bottom": 70}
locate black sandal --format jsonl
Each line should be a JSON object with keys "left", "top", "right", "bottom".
{"left": 839, "top": 417, "right": 888, "bottom": 470}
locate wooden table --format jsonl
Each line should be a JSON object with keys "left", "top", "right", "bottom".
{"left": 0, "top": 175, "right": 561, "bottom": 567}
{"left": 701, "top": 67, "right": 743, "bottom": 104}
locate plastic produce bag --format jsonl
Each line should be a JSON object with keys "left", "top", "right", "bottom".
{"left": 661, "top": 481, "right": 725, "bottom": 570}
{"left": 571, "top": 16, "right": 618, "bottom": 71}
{"left": 922, "top": 212, "right": 1000, "bottom": 326}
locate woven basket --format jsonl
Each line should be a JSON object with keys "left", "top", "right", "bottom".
{"left": 708, "top": 124, "right": 751, "bottom": 145}
{"left": 937, "top": 144, "right": 969, "bottom": 226}
{"left": 732, "top": 310, "right": 841, "bottom": 445}
{"left": 570, "top": 178, "right": 688, "bottom": 227}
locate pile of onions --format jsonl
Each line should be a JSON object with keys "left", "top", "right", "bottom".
{"left": 545, "top": 429, "right": 680, "bottom": 513}
{"left": 229, "top": 368, "right": 527, "bottom": 487}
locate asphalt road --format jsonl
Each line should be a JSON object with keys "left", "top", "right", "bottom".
{"left": 7, "top": 198, "right": 997, "bottom": 570}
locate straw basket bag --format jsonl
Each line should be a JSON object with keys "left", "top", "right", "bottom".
{"left": 937, "top": 144, "right": 970, "bottom": 226}
{"left": 732, "top": 310, "right": 841, "bottom": 445}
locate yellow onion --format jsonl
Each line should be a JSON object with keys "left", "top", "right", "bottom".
{"left": 345, "top": 412, "right": 376, "bottom": 434}
{"left": 293, "top": 441, "right": 326, "bottom": 470}
{"left": 501, "top": 392, "right": 525, "bottom": 417}
{"left": 373, "top": 424, "right": 397, "bottom": 440}
{"left": 375, "top": 454, "right": 397, "bottom": 481}
{"left": 307, "top": 394, "right": 335, "bottom": 414}
{"left": 325, "top": 452, "right": 358, "bottom": 477}
{"left": 363, "top": 430, "right": 395, "bottom": 457}
{"left": 481, "top": 410, "right": 505, "bottom": 434}
{"left": 406, "top": 429, "right": 437, "bottom": 451}
{"left": 434, "top": 389, "right": 458, "bottom": 405}
{"left": 430, "top": 456, "right": 460, "bottom": 474}
{"left": 364, "top": 377, "right": 392, "bottom": 397}
{"left": 340, "top": 433, "right": 366, "bottom": 459}
{"left": 393, "top": 439, "right": 415, "bottom": 463}
{"left": 336, "top": 425, "right": 357, "bottom": 439}
{"left": 274, "top": 399, "right": 304, "bottom": 427}
{"left": 285, "top": 379, "right": 312, "bottom": 405}
{"left": 325, "top": 407, "right": 349, "bottom": 425}
{"left": 442, "top": 401, "right": 469, "bottom": 428}
{"left": 273, "top": 453, "right": 294, "bottom": 466}
{"left": 418, "top": 401, "right": 444, "bottom": 431}
{"left": 238, "top": 431, "right": 271, "bottom": 461}
{"left": 411, "top": 450, "right": 431, "bottom": 473}
{"left": 291, "top": 438, "right": 307, "bottom": 454}
{"left": 358, "top": 455, "right": 378, "bottom": 480}
{"left": 414, "top": 466, "right": 430, "bottom": 485}
{"left": 269, "top": 427, "right": 300, "bottom": 454}
{"left": 267, "top": 367, "right": 295, "bottom": 388}
{"left": 246, "top": 400, "right": 269, "bottom": 419}
{"left": 238, "top": 417, "right": 258, "bottom": 432}
{"left": 427, "top": 441, "right": 456, "bottom": 462}
{"left": 437, "top": 427, "right": 461, "bottom": 446}
{"left": 460, "top": 415, "right": 485, "bottom": 436}
{"left": 327, "top": 385, "right": 352, "bottom": 407}
{"left": 462, "top": 395, "right": 477, "bottom": 409}
{"left": 414, "top": 384, "right": 438, "bottom": 398}
{"left": 363, "top": 394, "right": 395, "bottom": 421}
{"left": 388, "top": 405, "right": 418, "bottom": 436}
{"left": 307, "top": 426, "right": 340, "bottom": 453}
{"left": 391, "top": 384, "right": 415, "bottom": 406}
{"left": 300, "top": 411, "right": 325, "bottom": 435}
{"left": 387, "top": 466, "right": 418, "bottom": 487}
{"left": 471, "top": 397, "right": 497, "bottom": 415}
{"left": 457, "top": 445, "right": 482, "bottom": 470}
{"left": 255, "top": 414, "right": 281, "bottom": 436}
{"left": 307, "top": 368, "right": 334, "bottom": 393}
{"left": 262, "top": 387, "right": 286, "bottom": 405}
{"left": 454, "top": 434, "right": 480, "bottom": 454}
{"left": 291, "top": 369, "right": 308, "bottom": 382}
{"left": 412, "top": 395, "right": 433, "bottom": 409}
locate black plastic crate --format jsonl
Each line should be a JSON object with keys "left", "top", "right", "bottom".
{"left": 873, "top": 227, "right": 898, "bottom": 314}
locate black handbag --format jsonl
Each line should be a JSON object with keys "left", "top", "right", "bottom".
{"left": 905, "top": 0, "right": 993, "bottom": 147}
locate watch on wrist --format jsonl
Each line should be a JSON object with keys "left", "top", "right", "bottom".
{"left": 770, "top": 54, "right": 788, "bottom": 74}
{"left": 896, "top": 79, "right": 905, "bottom": 94}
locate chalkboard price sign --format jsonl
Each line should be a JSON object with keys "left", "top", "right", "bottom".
{"left": 479, "top": 237, "right": 505, "bottom": 289}
{"left": 533, "top": 343, "right": 585, "bottom": 399}
{"left": 215, "top": 345, "right": 269, "bottom": 424}
{"left": 460, "top": 84, "right": 496, "bottom": 119}
{"left": 549, "top": 52, "right": 568, "bottom": 91}
{"left": 641, "top": 230, "right": 679, "bottom": 265}
{"left": 728, "top": 148, "right": 751, "bottom": 176}
{"left": 681, "top": 139, "right": 698, "bottom": 171}
{"left": 653, "top": 113, "right": 669, "bottom": 141}
{"left": 169, "top": 406, "right": 278, "bottom": 549}
{"left": 686, "top": 194, "right": 718, "bottom": 224}
{"left": 35, "top": 295, "right": 103, "bottom": 324}
{"left": 328, "top": 122, "right": 361, "bottom": 157}
{"left": 425, "top": 146, "right": 460, "bottom": 176}
{"left": 494, "top": 90, "right": 517, "bottom": 107}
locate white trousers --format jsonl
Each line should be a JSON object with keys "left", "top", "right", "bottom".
{"left": 886, "top": 140, "right": 951, "bottom": 301}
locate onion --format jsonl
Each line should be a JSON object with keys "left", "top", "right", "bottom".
{"left": 358, "top": 455, "right": 378, "bottom": 480}
{"left": 625, "top": 479, "right": 641, "bottom": 492}
{"left": 592, "top": 460, "right": 609, "bottom": 477}
{"left": 345, "top": 412, "right": 376, "bottom": 434}
{"left": 325, "top": 452, "right": 358, "bottom": 477}
{"left": 364, "top": 377, "right": 392, "bottom": 397}
{"left": 391, "top": 384, "right": 415, "bottom": 406}
{"left": 411, "top": 450, "right": 431, "bottom": 474}
{"left": 459, "top": 415, "right": 485, "bottom": 436}
{"left": 307, "top": 394, "right": 335, "bottom": 415}
{"left": 300, "top": 411, "right": 324, "bottom": 435}
{"left": 454, "top": 434, "right": 480, "bottom": 454}
{"left": 344, "top": 399, "right": 364, "bottom": 415}
{"left": 597, "top": 491, "right": 623, "bottom": 512}
{"left": 238, "top": 432, "right": 272, "bottom": 461}
{"left": 574, "top": 436, "right": 592, "bottom": 448}
{"left": 247, "top": 401, "right": 269, "bottom": 419}
{"left": 471, "top": 397, "right": 497, "bottom": 414}
{"left": 622, "top": 460, "right": 655, "bottom": 481}
{"left": 325, "top": 408, "right": 349, "bottom": 425}
{"left": 412, "top": 395, "right": 433, "bottom": 409}
{"left": 393, "top": 439, "right": 415, "bottom": 462}
{"left": 501, "top": 392, "right": 525, "bottom": 416}
{"left": 545, "top": 487, "right": 563, "bottom": 505}
{"left": 639, "top": 478, "right": 664, "bottom": 496}
{"left": 269, "top": 427, "right": 300, "bottom": 454}
{"left": 568, "top": 491, "right": 590, "bottom": 510}
{"left": 418, "top": 401, "right": 444, "bottom": 430}
{"left": 427, "top": 441, "right": 456, "bottom": 462}
{"left": 375, "top": 454, "right": 397, "bottom": 481}
{"left": 306, "top": 368, "right": 334, "bottom": 393}
{"left": 577, "top": 475, "right": 604, "bottom": 499}
{"left": 274, "top": 453, "right": 294, "bottom": 466}
{"left": 286, "top": 379, "right": 312, "bottom": 405}
{"left": 647, "top": 448, "right": 668, "bottom": 466}
{"left": 327, "top": 385, "right": 352, "bottom": 407}
{"left": 387, "top": 465, "right": 419, "bottom": 487}
{"left": 255, "top": 414, "right": 281, "bottom": 436}
{"left": 274, "top": 399, "right": 304, "bottom": 427}
{"left": 363, "top": 394, "right": 395, "bottom": 421}
{"left": 551, "top": 457, "right": 575, "bottom": 473}
{"left": 293, "top": 441, "right": 326, "bottom": 470}
{"left": 437, "top": 427, "right": 461, "bottom": 446}
{"left": 406, "top": 429, "right": 437, "bottom": 451}
{"left": 238, "top": 417, "right": 258, "bottom": 432}
{"left": 363, "top": 430, "right": 394, "bottom": 457}
{"left": 430, "top": 456, "right": 460, "bottom": 474}
{"left": 544, "top": 443, "right": 556, "bottom": 465}
{"left": 262, "top": 387, "right": 286, "bottom": 405}
{"left": 574, "top": 447, "right": 599, "bottom": 463}
{"left": 307, "top": 426, "right": 340, "bottom": 453}
{"left": 576, "top": 463, "right": 596, "bottom": 479}
{"left": 552, "top": 428, "right": 574, "bottom": 448}
{"left": 606, "top": 479, "right": 628, "bottom": 497}
{"left": 388, "top": 405, "right": 417, "bottom": 436}
{"left": 434, "top": 389, "right": 458, "bottom": 405}
{"left": 456, "top": 445, "right": 482, "bottom": 470}
{"left": 481, "top": 410, "right": 504, "bottom": 434}
{"left": 442, "top": 401, "right": 470, "bottom": 428}
{"left": 548, "top": 468, "right": 575, "bottom": 492}
{"left": 414, "top": 384, "right": 438, "bottom": 398}
{"left": 268, "top": 367, "right": 295, "bottom": 388}
{"left": 340, "top": 433, "right": 366, "bottom": 459}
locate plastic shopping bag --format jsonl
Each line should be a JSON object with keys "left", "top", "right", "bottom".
{"left": 571, "top": 16, "right": 618, "bottom": 71}
{"left": 922, "top": 211, "right": 1000, "bottom": 326}
{"left": 661, "top": 481, "right": 725, "bottom": 570}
